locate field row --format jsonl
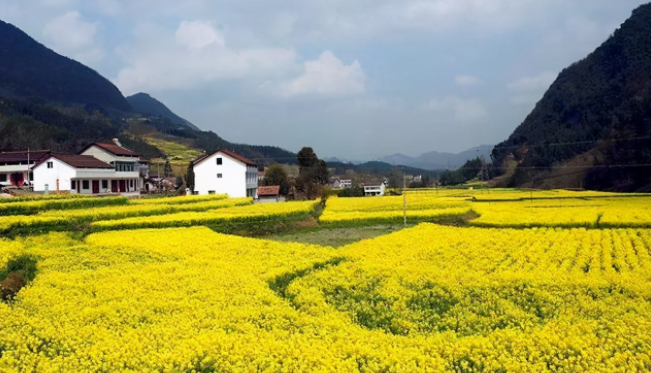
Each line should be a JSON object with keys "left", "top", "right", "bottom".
{"left": 2, "top": 226, "right": 651, "bottom": 371}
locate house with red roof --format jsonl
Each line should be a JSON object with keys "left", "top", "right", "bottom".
{"left": 31, "top": 154, "right": 141, "bottom": 195}
{"left": 78, "top": 139, "right": 147, "bottom": 192}
{"left": 192, "top": 150, "right": 258, "bottom": 198}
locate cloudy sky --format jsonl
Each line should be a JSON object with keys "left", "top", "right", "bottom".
{"left": 2, "top": 0, "right": 648, "bottom": 160}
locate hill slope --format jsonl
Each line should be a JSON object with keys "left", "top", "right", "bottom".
{"left": 492, "top": 3, "right": 651, "bottom": 192}
{"left": 0, "top": 20, "right": 132, "bottom": 114}
{"left": 126, "top": 93, "right": 200, "bottom": 131}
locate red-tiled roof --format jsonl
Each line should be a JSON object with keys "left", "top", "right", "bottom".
{"left": 193, "top": 150, "right": 257, "bottom": 167}
{"left": 258, "top": 185, "right": 280, "bottom": 196}
{"left": 0, "top": 150, "right": 51, "bottom": 164}
{"left": 80, "top": 143, "right": 139, "bottom": 157}
{"left": 33, "top": 154, "right": 114, "bottom": 169}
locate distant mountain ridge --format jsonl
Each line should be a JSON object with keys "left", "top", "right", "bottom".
{"left": 0, "top": 20, "right": 132, "bottom": 114}
{"left": 126, "top": 93, "right": 200, "bottom": 131}
{"left": 492, "top": 3, "right": 651, "bottom": 191}
{"left": 381, "top": 145, "right": 493, "bottom": 170}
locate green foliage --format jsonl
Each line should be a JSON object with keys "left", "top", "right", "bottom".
{"left": 296, "top": 147, "right": 330, "bottom": 200}
{"left": 185, "top": 162, "right": 195, "bottom": 192}
{"left": 0, "top": 99, "right": 119, "bottom": 153}
{"left": 0, "top": 255, "right": 38, "bottom": 283}
{"left": 117, "top": 133, "right": 165, "bottom": 159}
{"left": 439, "top": 158, "right": 483, "bottom": 186}
{"left": 261, "top": 164, "right": 290, "bottom": 195}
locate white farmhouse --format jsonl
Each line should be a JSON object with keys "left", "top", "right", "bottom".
{"left": 363, "top": 178, "right": 386, "bottom": 196}
{"left": 78, "top": 141, "right": 144, "bottom": 190}
{"left": 32, "top": 154, "right": 139, "bottom": 195}
{"left": 192, "top": 150, "right": 258, "bottom": 197}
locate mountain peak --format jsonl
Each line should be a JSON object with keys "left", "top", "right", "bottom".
{"left": 126, "top": 92, "right": 200, "bottom": 131}
{"left": 0, "top": 19, "right": 132, "bottom": 113}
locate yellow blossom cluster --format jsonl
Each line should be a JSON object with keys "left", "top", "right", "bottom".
{"left": 471, "top": 197, "right": 651, "bottom": 228}
{"left": 2, "top": 225, "right": 651, "bottom": 371}
{"left": 90, "top": 201, "right": 318, "bottom": 231}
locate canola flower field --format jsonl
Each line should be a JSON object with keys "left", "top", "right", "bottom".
{"left": 1, "top": 189, "right": 651, "bottom": 372}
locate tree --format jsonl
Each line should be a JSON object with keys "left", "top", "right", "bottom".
{"left": 295, "top": 147, "right": 330, "bottom": 200}
{"left": 387, "top": 168, "right": 404, "bottom": 189}
{"left": 262, "top": 164, "right": 290, "bottom": 195}
{"left": 184, "top": 162, "right": 195, "bottom": 192}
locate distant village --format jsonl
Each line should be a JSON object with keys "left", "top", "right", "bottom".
{"left": 0, "top": 140, "right": 432, "bottom": 201}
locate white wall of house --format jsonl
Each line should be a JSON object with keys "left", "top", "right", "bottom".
{"left": 32, "top": 158, "right": 76, "bottom": 192}
{"left": 79, "top": 146, "right": 140, "bottom": 185}
{"left": 364, "top": 184, "right": 386, "bottom": 196}
{"left": 194, "top": 152, "right": 258, "bottom": 198}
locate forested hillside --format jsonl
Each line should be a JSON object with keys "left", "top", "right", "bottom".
{"left": 492, "top": 3, "right": 651, "bottom": 191}
{"left": 126, "top": 93, "right": 199, "bottom": 131}
{"left": 0, "top": 20, "right": 132, "bottom": 114}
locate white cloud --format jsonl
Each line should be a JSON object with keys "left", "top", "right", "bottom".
{"left": 176, "top": 20, "right": 225, "bottom": 50}
{"left": 455, "top": 75, "right": 482, "bottom": 86}
{"left": 283, "top": 50, "right": 366, "bottom": 97}
{"left": 115, "top": 21, "right": 299, "bottom": 94}
{"left": 508, "top": 71, "right": 557, "bottom": 92}
{"left": 425, "top": 96, "right": 487, "bottom": 122}
{"left": 42, "top": 11, "right": 105, "bottom": 63}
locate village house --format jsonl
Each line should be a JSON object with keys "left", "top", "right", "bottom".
{"left": 0, "top": 150, "right": 51, "bottom": 187}
{"left": 31, "top": 154, "right": 139, "bottom": 195}
{"left": 78, "top": 140, "right": 145, "bottom": 190}
{"left": 257, "top": 185, "right": 284, "bottom": 203}
{"left": 192, "top": 150, "right": 258, "bottom": 197}
{"left": 362, "top": 177, "right": 387, "bottom": 197}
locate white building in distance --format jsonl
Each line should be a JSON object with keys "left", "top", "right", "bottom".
{"left": 192, "top": 150, "right": 258, "bottom": 198}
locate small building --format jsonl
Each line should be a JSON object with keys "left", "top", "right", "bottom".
{"left": 0, "top": 150, "right": 51, "bottom": 187}
{"left": 363, "top": 178, "right": 386, "bottom": 197}
{"left": 78, "top": 140, "right": 145, "bottom": 190}
{"left": 192, "top": 150, "right": 258, "bottom": 197}
{"left": 31, "top": 154, "right": 140, "bottom": 195}
{"left": 257, "top": 185, "right": 284, "bottom": 203}
{"left": 339, "top": 179, "right": 353, "bottom": 188}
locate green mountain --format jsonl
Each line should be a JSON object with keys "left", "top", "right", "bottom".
{"left": 0, "top": 20, "right": 132, "bottom": 114}
{"left": 126, "top": 93, "right": 200, "bottom": 131}
{"left": 492, "top": 3, "right": 651, "bottom": 192}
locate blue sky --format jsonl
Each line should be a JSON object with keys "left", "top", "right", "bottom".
{"left": 2, "top": 0, "right": 648, "bottom": 160}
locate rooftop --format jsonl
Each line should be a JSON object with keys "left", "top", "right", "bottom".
{"left": 81, "top": 143, "right": 139, "bottom": 157}
{"left": 258, "top": 185, "right": 280, "bottom": 196}
{"left": 34, "top": 154, "right": 114, "bottom": 169}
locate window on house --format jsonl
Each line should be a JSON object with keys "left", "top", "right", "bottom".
{"left": 71, "top": 180, "right": 76, "bottom": 189}
{"left": 82, "top": 180, "right": 89, "bottom": 189}
{"left": 208, "top": 191, "right": 215, "bottom": 195}
{"left": 102, "top": 180, "right": 108, "bottom": 189}
{"left": 217, "top": 173, "right": 222, "bottom": 178}
{"left": 0, "top": 174, "right": 6, "bottom": 182}
{"left": 47, "top": 162, "right": 53, "bottom": 169}
{"left": 216, "top": 158, "right": 222, "bottom": 165}
{"left": 130, "top": 180, "right": 134, "bottom": 188}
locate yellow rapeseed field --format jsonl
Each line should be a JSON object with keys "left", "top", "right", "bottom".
{"left": 2, "top": 224, "right": 651, "bottom": 371}
{"left": 2, "top": 189, "right": 651, "bottom": 372}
